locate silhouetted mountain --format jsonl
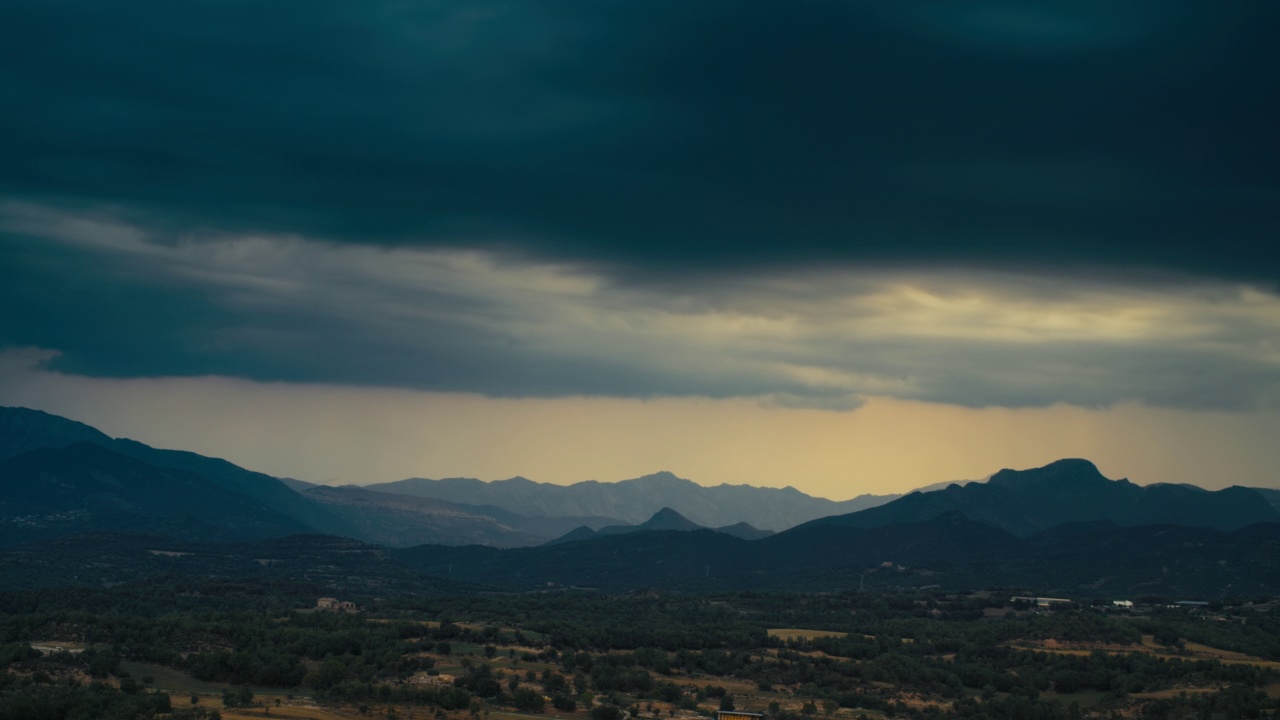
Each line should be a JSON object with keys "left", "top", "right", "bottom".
{"left": 597, "top": 506, "right": 704, "bottom": 535}
{"left": 795, "top": 459, "right": 1280, "bottom": 537}
{"left": 548, "top": 508, "right": 772, "bottom": 545}
{"left": 0, "top": 406, "right": 357, "bottom": 538}
{"left": 544, "top": 525, "right": 602, "bottom": 546}
{"left": 363, "top": 471, "right": 902, "bottom": 531}
{"left": 0, "top": 442, "right": 309, "bottom": 543}
{"left": 714, "top": 522, "right": 774, "bottom": 540}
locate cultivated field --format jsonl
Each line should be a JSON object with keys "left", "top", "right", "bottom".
{"left": 1007, "top": 635, "right": 1280, "bottom": 669}
{"left": 766, "top": 628, "right": 848, "bottom": 641}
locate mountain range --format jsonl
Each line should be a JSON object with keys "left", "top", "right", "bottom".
{"left": 0, "top": 407, "right": 814, "bottom": 547}
{"left": 3, "top": 405, "right": 1280, "bottom": 597}
{"left": 361, "top": 473, "right": 908, "bottom": 531}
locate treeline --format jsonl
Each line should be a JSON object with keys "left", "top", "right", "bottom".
{"left": 1130, "top": 610, "right": 1280, "bottom": 662}
{"left": 0, "top": 642, "right": 174, "bottom": 720}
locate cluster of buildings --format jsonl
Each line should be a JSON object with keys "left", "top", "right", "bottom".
{"left": 315, "top": 597, "right": 359, "bottom": 613}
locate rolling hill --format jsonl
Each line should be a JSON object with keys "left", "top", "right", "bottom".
{"left": 0, "top": 441, "right": 309, "bottom": 543}
{"left": 0, "top": 406, "right": 358, "bottom": 538}
{"left": 546, "top": 507, "right": 773, "bottom": 545}
{"left": 391, "top": 511, "right": 1280, "bottom": 596}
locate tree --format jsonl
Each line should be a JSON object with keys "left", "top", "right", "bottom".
{"left": 514, "top": 687, "right": 545, "bottom": 712}
{"left": 1155, "top": 627, "right": 1180, "bottom": 647}
{"left": 592, "top": 704, "right": 623, "bottom": 720}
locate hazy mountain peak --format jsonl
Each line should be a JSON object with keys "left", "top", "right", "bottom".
{"left": 544, "top": 525, "right": 601, "bottom": 545}
{"left": 628, "top": 471, "right": 694, "bottom": 486}
{"left": 714, "top": 521, "right": 774, "bottom": 540}
{"left": 638, "top": 507, "right": 702, "bottom": 531}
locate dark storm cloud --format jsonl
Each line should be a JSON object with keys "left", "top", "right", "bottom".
{"left": 5, "top": 204, "right": 1280, "bottom": 410}
{"left": 4, "top": 1, "right": 1280, "bottom": 409}
{"left": 1, "top": 0, "right": 1278, "bottom": 278}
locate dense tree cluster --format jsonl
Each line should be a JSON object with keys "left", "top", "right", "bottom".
{"left": 0, "top": 642, "right": 173, "bottom": 720}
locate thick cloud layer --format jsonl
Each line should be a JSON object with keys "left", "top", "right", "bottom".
{"left": 5, "top": 203, "right": 1279, "bottom": 410}
{"left": 1, "top": 0, "right": 1278, "bottom": 278}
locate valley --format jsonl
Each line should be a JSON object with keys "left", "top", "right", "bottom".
{"left": 3, "top": 580, "right": 1279, "bottom": 720}
{"left": 2, "top": 406, "right": 1280, "bottom": 719}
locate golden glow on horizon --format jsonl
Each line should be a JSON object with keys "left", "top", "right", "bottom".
{"left": 2, "top": 349, "right": 1278, "bottom": 497}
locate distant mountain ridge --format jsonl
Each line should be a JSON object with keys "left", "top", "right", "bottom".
{"left": 363, "top": 472, "right": 904, "bottom": 531}
{"left": 795, "top": 458, "right": 1280, "bottom": 536}
{"left": 4, "top": 406, "right": 1280, "bottom": 557}
{"left": 0, "top": 406, "right": 358, "bottom": 538}
{"left": 0, "top": 407, "right": 651, "bottom": 547}
{"left": 546, "top": 507, "right": 773, "bottom": 545}
{"left": 297, "top": 485, "right": 545, "bottom": 547}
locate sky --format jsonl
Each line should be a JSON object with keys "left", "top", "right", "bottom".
{"left": 2, "top": 1, "right": 1280, "bottom": 497}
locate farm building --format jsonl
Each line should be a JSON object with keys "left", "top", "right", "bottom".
{"left": 316, "top": 597, "right": 358, "bottom": 613}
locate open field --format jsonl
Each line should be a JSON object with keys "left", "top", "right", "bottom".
{"left": 370, "top": 619, "right": 546, "bottom": 642}
{"left": 1138, "top": 635, "right": 1280, "bottom": 666}
{"left": 1132, "top": 687, "right": 1218, "bottom": 700}
{"left": 217, "top": 707, "right": 352, "bottom": 720}
{"left": 1006, "top": 636, "right": 1280, "bottom": 669}
{"left": 197, "top": 696, "right": 356, "bottom": 720}
{"left": 767, "top": 628, "right": 849, "bottom": 641}
{"left": 29, "top": 641, "right": 85, "bottom": 655}
{"left": 120, "top": 661, "right": 297, "bottom": 696}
